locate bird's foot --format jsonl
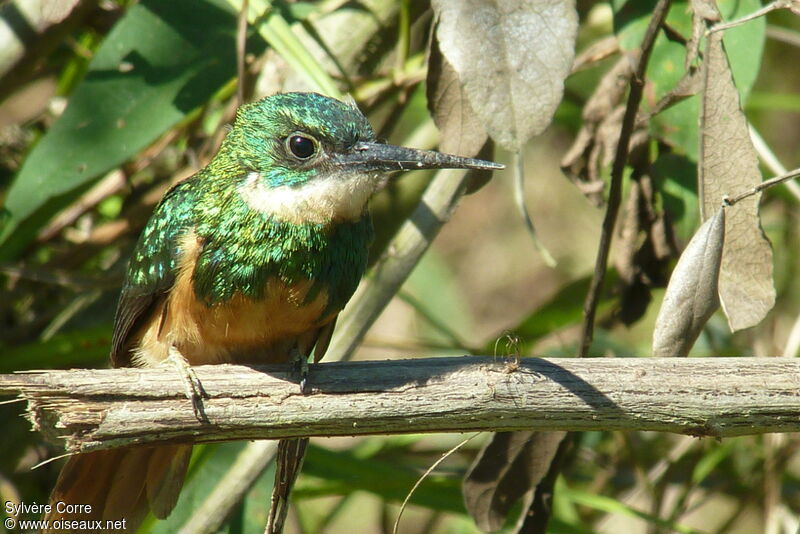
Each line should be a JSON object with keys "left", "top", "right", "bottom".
{"left": 166, "top": 346, "right": 208, "bottom": 422}
{"left": 289, "top": 347, "right": 310, "bottom": 395}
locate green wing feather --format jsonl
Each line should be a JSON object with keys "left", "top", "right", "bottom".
{"left": 111, "top": 179, "right": 198, "bottom": 367}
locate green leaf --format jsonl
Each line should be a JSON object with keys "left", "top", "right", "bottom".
{"left": 0, "top": 0, "right": 265, "bottom": 260}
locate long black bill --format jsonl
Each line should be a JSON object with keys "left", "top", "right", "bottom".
{"left": 334, "top": 141, "right": 504, "bottom": 173}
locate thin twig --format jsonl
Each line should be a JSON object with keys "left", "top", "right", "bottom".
{"left": 579, "top": 0, "right": 673, "bottom": 357}
{"left": 391, "top": 434, "right": 478, "bottom": 534}
{"left": 30, "top": 452, "right": 75, "bottom": 471}
{"left": 36, "top": 170, "right": 127, "bottom": 243}
{"left": 723, "top": 167, "right": 800, "bottom": 206}
{"left": 707, "top": 1, "right": 793, "bottom": 35}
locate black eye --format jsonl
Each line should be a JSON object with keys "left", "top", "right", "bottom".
{"left": 287, "top": 134, "right": 317, "bottom": 159}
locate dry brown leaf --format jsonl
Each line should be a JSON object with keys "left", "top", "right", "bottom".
{"left": 464, "top": 431, "right": 566, "bottom": 532}
{"left": 638, "top": 67, "right": 702, "bottom": 126}
{"left": 561, "top": 56, "right": 633, "bottom": 205}
{"left": 431, "top": 0, "right": 578, "bottom": 151}
{"left": 653, "top": 207, "right": 724, "bottom": 357}
{"left": 426, "top": 33, "right": 488, "bottom": 158}
{"left": 699, "top": 25, "right": 775, "bottom": 331}
{"left": 687, "top": 0, "right": 720, "bottom": 69}
{"left": 427, "top": 31, "right": 495, "bottom": 195}
{"left": 616, "top": 174, "right": 677, "bottom": 326}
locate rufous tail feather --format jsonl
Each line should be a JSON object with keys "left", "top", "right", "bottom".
{"left": 44, "top": 445, "right": 192, "bottom": 533}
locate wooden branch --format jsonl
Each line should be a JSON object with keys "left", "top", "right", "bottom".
{"left": 2, "top": 357, "right": 799, "bottom": 454}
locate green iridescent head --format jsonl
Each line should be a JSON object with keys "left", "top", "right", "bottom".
{"left": 226, "top": 93, "right": 374, "bottom": 187}
{"left": 215, "top": 92, "right": 503, "bottom": 189}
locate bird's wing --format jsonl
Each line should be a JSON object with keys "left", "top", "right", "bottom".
{"left": 111, "top": 179, "right": 198, "bottom": 367}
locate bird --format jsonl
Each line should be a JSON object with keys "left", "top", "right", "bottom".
{"left": 44, "top": 92, "right": 503, "bottom": 533}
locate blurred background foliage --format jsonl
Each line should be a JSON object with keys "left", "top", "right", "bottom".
{"left": 0, "top": 0, "right": 799, "bottom": 533}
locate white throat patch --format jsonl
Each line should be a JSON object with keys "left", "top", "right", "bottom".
{"left": 238, "top": 171, "right": 377, "bottom": 225}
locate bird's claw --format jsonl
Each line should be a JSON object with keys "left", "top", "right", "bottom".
{"left": 289, "top": 347, "right": 310, "bottom": 395}
{"left": 167, "top": 347, "right": 208, "bottom": 422}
